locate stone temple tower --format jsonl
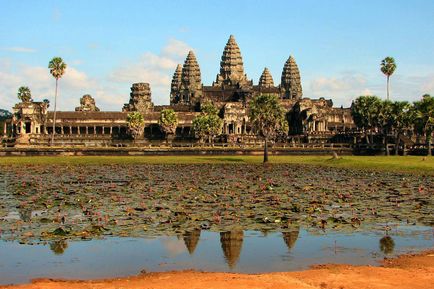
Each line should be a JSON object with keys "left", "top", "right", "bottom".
{"left": 179, "top": 51, "right": 202, "bottom": 106}
{"left": 170, "top": 64, "right": 182, "bottom": 105}
{"left": 122, "top": 83, "right": 154, "bottom": 114}
{"left": 281, "top": 55, "right": 302, "bottom": 99}
{"left": 213, "top": 35, "right": 250, "bottom": 88}
{"left": 258, "top": 67, "right": 274, "bottom": 88}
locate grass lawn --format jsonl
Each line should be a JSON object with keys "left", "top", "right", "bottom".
{"left": 0, "top": 155, "right": 433, "bottom": 174}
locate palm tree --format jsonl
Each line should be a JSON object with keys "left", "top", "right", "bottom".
{"left": 17, "top": 86, "right": 32, "bottom": 102}
{"left": 249, "top": 94, "right": 288, "bottom": 163}
{"left": 48, "top": 57, "right": 67, "bottom": 145}
{"left": 380, "top": 57, "right": 397, "bottom": 100}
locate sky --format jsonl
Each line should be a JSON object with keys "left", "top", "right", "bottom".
{"left": 1, "top": 0, "right": 434, "bottom": 111}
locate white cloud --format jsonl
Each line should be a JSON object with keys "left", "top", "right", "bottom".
{"left": 162, "top": 38, "right": 192, "bottom": 58}
{"left": 1, "top": 47, "right": 36, "bottom": 53}
{"left": 0, "top": 61, "right": 100, "bottom": 111}
{"left": 109, "top": 39, "right": 192, "bottom": 105}
{"left": 306, "top": 71, "right": 434, "bottom": 107}
{"left": 0, "top": 39, "right": 193, "bottom": 111}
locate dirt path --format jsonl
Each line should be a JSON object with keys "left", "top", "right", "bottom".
{"left": 3, "top": 250, "right": 434, "bottom": 289}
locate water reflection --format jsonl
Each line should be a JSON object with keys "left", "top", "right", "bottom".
{"left": 220, "top": 231, "right": 244, "bottom": 269}
{"left": 183, "top": 229, "right": 201, "bottom": 255}
{"left": 379, "top": 236, "right": 395, "bottom": 255}
{"left": 0, "top": 226, "right": 432, "bottom": 285}
{"left": 49, "top": 240, "right": 68, "bottom": 255}
{"left": 282, "top": 228, "right": 300, "bottom": 252}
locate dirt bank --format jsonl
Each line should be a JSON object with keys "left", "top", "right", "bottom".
{"left": 2, "top": 250, "right": 433, "bottom": 289}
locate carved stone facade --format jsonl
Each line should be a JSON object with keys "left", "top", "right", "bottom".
{"left": 8, "top": 35, "right": 355, "bottom": 147}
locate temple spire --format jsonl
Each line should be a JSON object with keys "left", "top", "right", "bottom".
{"left": 181, "top": 51, "right": 201, "bottom": 88}
{"left": 179, "top": 51, "right": 202, "bottom": 104}
{"left": 258, "top": 67, "right": 274, "bottom": 88}
{"left": 281, "top": 55, "right": 302, "bottom": 99}
{"left": 170, "top": 64, "right": 182, "bottom": 104}
{"left": 214, "top": 35, "right": 249, "bottom": 87}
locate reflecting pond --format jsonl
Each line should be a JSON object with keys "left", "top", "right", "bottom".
{"left": 0, "top": 163, "right": 433, "bottom": 284}
{"left": 0, "top": 226, "right": 432, "bottom": 285}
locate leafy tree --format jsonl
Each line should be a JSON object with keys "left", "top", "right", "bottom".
{"left": 351, "top": 95, "right": 382, "bottom": 144}
{"left": 0, "top": 109, "right": 12, "bottom": 121}
{"left": 48, "top": 57, "right": 67, "bottom": 144}
{"left": 159, "top": 109, "right": 178, "bottom": 143}
{"left": 17, "top": 86, "right": 32, "bottom": 102}
{"left": 414, "top": 94, "right": 434, "bottom": 156}
{"left": 127, "top": 112, "right": 145, "bottom": 140}
{"left": 376, "top": 100, "right": 393, "bottom": 155}
{"left": 389, "top": 101, "right": 414, "bottom": 155}
{"left": 380, "top": 57, "right": 397, "bottom": 100}
{"left": 249, "top": 94, "right": 288, "bottom": 163}
{"left": 192, "top": 101, "right": 223, "bottom": 145}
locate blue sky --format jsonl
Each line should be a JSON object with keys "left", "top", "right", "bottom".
{"left": 1, "top": 0, "right": 434, "bottom": 110}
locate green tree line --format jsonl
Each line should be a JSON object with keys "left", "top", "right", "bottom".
{"left": 351, "top": 94, "right": 434, "bottom": 156}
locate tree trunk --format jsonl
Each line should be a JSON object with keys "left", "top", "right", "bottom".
{"left": 51, "top": 78, "right": 58, "bottom": 145}
{"left": 263, "top": 138, "right": 269, "bottom": 163}
{"left": 384, "top": 133, "right": 389, "bottom": 156}
{"left": 365, "top": 131, "right": 370, "bottom": 144}
{"left": 394, "top": 132, "right": 400, "bottom": 156}
{"left": 428, "top": 133, "right": 432, "bottom": 157}
{"left": 386, "top": 75, "right": 390, "bottom": 100}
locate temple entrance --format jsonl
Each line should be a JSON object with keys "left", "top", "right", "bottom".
{"left": 25, "top": 121, "right": 31, "bottom": 134}
{"left": 228, "top": 124, "right": 234, "bottom": 134}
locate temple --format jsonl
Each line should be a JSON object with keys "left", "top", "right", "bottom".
{"left": 5, "top": 35, "right": 354, "bottom": 147}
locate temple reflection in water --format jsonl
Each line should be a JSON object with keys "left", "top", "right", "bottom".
{"left": 178, "top": 229, "right": 301, "bottom": 269}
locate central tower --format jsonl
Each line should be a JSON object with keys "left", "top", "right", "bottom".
{"left": 213, "top": 35, "right": 250, "bottom": 88}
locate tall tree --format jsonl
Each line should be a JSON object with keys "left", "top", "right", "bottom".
{"left": 159, "top": 108, "right": 178, "bottom": 144}
{"left": 389, "top": 101, "right": 414, "bottom": 155}
{"left": 380, "top": 57, "right": 397, "bottom": 100}
{"left": 48, "top": 57, "right": 67, "bottom": 144}
{"left": 127, "top": 112, "right": 145, "bottom": 140}
{"left": 414, "top": 94, "right": 434, "bottom": 156}
{"left": 17, "top": 86, "right": 32, "bottom": 102}
{"left": 351, "top": 95, "right": 382, "bottom": 144}
{"left": 376, "top": 100, "right": 393, "bottom": 155}
{"left": 192, "top": 101, "right": 223, "bottom": 145}
{"left": 249, "top": 94, "right": 288, "bottom": 163}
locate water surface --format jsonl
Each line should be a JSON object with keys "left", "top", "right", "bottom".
{"left": 0, "top": 226, "right": 432, "bottom": 285}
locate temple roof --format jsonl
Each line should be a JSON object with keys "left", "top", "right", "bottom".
{"left": 258, "top": 67, "right": 274, "bottom": 88}
{"left": 281, "top": 55, "right": 302, "bottom": 99}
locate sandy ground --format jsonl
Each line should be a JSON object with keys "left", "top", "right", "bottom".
{"left": 2, "top": 250, "right": 434, "bottom": 289}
